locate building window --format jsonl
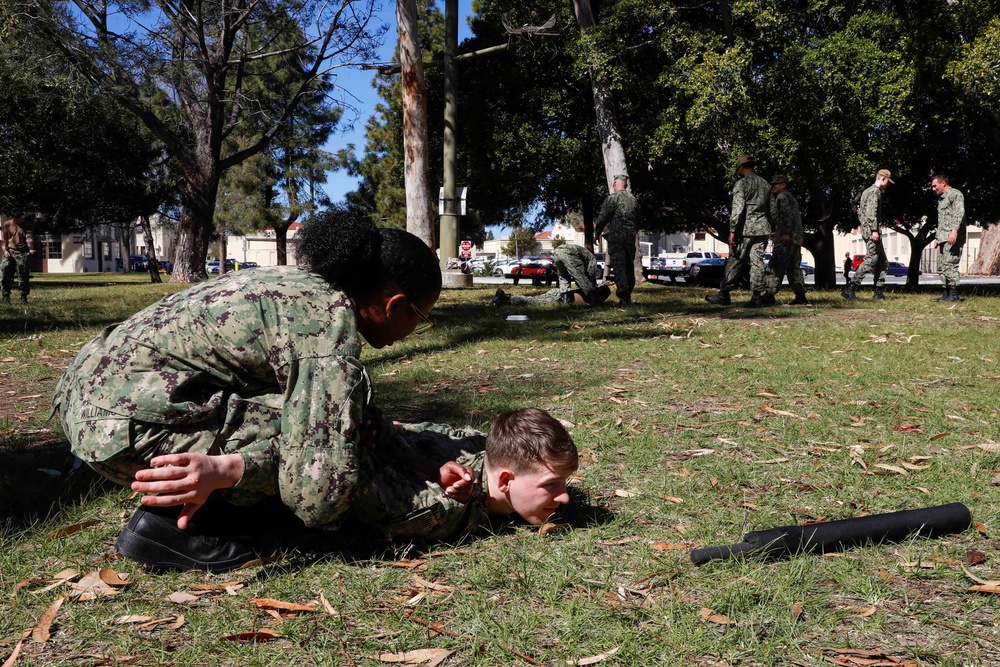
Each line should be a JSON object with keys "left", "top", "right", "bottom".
{"left": 83, "top": 241, "right": 94, "bottom": 259}
{"left": 46, "top": 235, "right": 62, "bottom": 259}
{"left": 103, "top": 242, "right": 111, "bottom": 260}
{"left": 695, "top": 232, "right": 706, "bottom": 241}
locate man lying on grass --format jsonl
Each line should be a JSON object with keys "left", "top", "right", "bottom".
{"left": 86, "top": 408, "right": 579, "bottom": 572}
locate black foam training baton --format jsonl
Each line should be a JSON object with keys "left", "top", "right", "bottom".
{"left": 691, "top": 502, "right": 971, "bottom": 566}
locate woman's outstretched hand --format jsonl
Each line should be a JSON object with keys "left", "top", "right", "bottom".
{"left": 132, "top": 453, "right": 244, "bottom": 529}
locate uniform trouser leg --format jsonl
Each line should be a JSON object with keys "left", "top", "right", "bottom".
{"left": 508, "top": 289, "right": 563, "bottom": 305}
{"left": 852, "top": 239, "right": 887, "bottom": 288}
{"left": 609, "top": 237, "right": 635, "bottom": 302}
{"left": 722, "top": 235, "right": 768, "bottom": 292}
{"left": 1, "top": 249, "right": 30, "bottom": 298}
{"left": 938, "top": 242, "right": 962, "bottom": 289}
{"left": 558, "top": 256, "right": 597, "bottom": 299}
{"left": 765, "top": 243, "right": 805, "bottom": 295}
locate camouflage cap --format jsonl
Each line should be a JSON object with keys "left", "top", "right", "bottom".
{"left": 736, "top": 154, "right": 755, "bottom": 168}
{"left": 770, "top": 174, "right": 788, "bottom": 185}
{"left": 613, "top": 174, "right": 629, "bottom": 183}
{"left": 876, "top": 168, "right": 894, "bottom": 184}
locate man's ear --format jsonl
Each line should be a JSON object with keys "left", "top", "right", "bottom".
{"left": 496, "top": 469, "right": 514, "bottom": 493}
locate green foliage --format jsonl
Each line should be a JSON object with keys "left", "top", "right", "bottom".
{"left": 502, "top": 226, "right": 541, "bottom": 257}
{"left": 0, "top": 17, "right": 172, "bottom": 230}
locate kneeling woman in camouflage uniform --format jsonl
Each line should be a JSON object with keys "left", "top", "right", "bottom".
{"left": 52, "top": 207, "right": 442, "bottom": 570}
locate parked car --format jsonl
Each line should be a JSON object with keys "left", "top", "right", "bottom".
{"left": 799, "top": 262, "right": 815, "bottom": 276}
{"left": 129, "top": 254, "right": 148, "bottom": 271}
{"left": 886, "top": 261, "right": 919, "bottom": 277}
{"left": 683, "top": 256, "right": 726, "bottom": 286}
{"left": 238, "top": 261, "right": 259, "bottom": 270}
{"left": 851, "top": 254, "right": 866, "bottom": 269}
{"left": 492, "top": 258, "right": 519, "bottom": 277}
{"left": 508, "top": 257, "right": 557, "bottom": 286}
{"left": 206, "top": 259, "right": 236, "bottom": 274}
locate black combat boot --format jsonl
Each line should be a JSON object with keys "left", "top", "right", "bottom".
{"left": 872, "top": 288, "right": 888, "bottom": 300}
{"left": 840, "top": 283, "right": 857, "bottom": 301}
{"left": 760, "top": 292, "right": 776, "bottom": 307}
{"left": 934, "top": 288, "right": 950, "bottom": 302}
{"left": 789, "top": 293, "right": 809, "bottom": 305}
{"left": 744, "top": 291, "right": 764, "bottom": 308}
{"left": 705, "top": 290, "right": 731, "bottom": 305}
{"left": 943, "top": 287, "right": 961, "bottom": 302}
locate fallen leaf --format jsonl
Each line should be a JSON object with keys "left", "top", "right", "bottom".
{"left": 71, "top": 571, "right": 124, "bottom": 599}
{"left": 761, "top": 406, "right": 802, "bottom": 419}
{"left": 319, "top": 590, "right": 338, "bottom": 615}
{"left": 699, "top": 607, "right": 733, "bottom": 625}
{"left": 29, "top": 568, "right": 79, "bottom": 594}
{"left": 567, "top": 646, "right": 621, "bottom": 665}
{"left": 1, "top": 629, "right": 31, "bottom": 667}
{"left": 538, "top": 522, "right": 570, "bottom": 536}
{"left": 974, "top": 522, "right": 987, "bottom": 536}
{"left": 873, "top": 464, "right": 909, "bottom": 477}
{"left": 893, "top": 424, "right": 924, "bottom": 433}
{"left": 899, "top": 462, "right": 930, "bottom": 471}
{"left": 378, "top": 648, "right": 454, "bottom": 665}
{"left": 45, "top": 520, "right": 102, "bottom": 541}
{"left": 167, "top": 614, "right": 185, "bottom": 631}
{"left": 189, "top": 581, "right": 243, "bottom": 593}
{"left": 614, "top": 489, "right": 636, "bottom": 498}
{"left": 31, "top": 596, "right": 65, "bottom": 643}
{"left": 98, "top": 570, "right": 128, "bottom": 586}
{"left": 252, "top": 598, "right": 318, "bottom": 613}
{"left": 791, "top": 602, "right": 804, "bottom": 619}
{"left": 968, "top": 583, "right": 1000, "bottom": 595}
{"left": 223, "top": 628, "right": 281, "bottom": 642}
{"left": 116, "top": 615, "right": 157, "bottom": 624}
{"left": 967, "top": 550, "right": 987, "bottom": 566}
{"left": 650, "top": 542, "right": 694, "bottom": 551}
{"left": 758, "top": 458, "right": 790, "bottom": 464}
{"left": 412, "top": 575, "right": 457, "bottom": 592}
{"left": 598, "top": 536, "right": 641, "bottom": 545}
{"left": 657, "top": 495, "right": 684, "bottom": 504}
{"left": 167, "top": 591, "right": 201, "bottom": 604}
{"left": 852, "top": 605, "right": 877, "bottom": 617}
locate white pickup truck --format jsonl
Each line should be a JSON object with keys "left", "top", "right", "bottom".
{"left": 647, "top": 251, "right": 724, "bottom": 282}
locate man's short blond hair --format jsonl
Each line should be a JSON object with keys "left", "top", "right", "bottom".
{"left": 486, "top": 408, "right": 578, "bottom": 474}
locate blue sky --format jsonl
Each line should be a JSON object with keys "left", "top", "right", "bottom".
{"left": 321, "top": 0, "right": 476, "bottom": 205}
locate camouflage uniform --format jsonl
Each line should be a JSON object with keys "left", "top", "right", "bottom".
{"left": 721, "top": 172, "right": 772, "bottom": 293}
{"left": 53, "top": 267, "right": 453, "bottom": 532}
{"left": 595, "top": 189, "right": 642, "bottom": 304}
{"left": 1, "top": 218, "right": 32, "bottom": 302}
{"left": 355, "top": 422, "right": 489, "bottom": 541}
{"left": 936, "top": 187, "right": 966, "bottom": 289}
{"left": 851, "top": 184, "right": 888, "bottom": 289}
{"left": 764, "top": 189, "right": 807, "bottom": 298}
{"left": 507, "top": 244, "right": 600, "bottom": 306}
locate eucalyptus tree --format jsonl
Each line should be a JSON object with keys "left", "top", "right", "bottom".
{"left": 20, "top": 0, "right": 382, "bottom": 282}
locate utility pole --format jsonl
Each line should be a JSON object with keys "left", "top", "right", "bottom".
{"left": 439, "top": 0, "right": 470, "bottom": 286}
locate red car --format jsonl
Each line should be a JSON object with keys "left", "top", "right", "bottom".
{"left": 851, "top": 254, "right": 865, "bottom": 269}
{"left": 508, "top": 257, "right": 557, "bottom": 286}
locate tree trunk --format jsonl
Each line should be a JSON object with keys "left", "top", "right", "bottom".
{"left": 581, "top": 195, "right": 595, "bottom": 251}
{"left": 572, "top": 0, "right": 643, "bottom": 285}
{"left": 808, "top": 222, "right": 837, "bottom": 290}
{"left": 140, "top": 214, "right": 163, "bottom": 284}
{"left": 169, "top": 168, "right": 217, "bottom": 283}
{"left": 274, "top": 214, "right": 296, "bottom": 265}
{"left": 397, "top": 0, "right": 435, "bottom": 247}
{"left": 971, "top": 224, "right": 1000, "bottom": 275}
{"left": 906, "top": 235, "right": 933, "bottom": 288}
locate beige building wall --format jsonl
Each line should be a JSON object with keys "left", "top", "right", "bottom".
{"left": 832, "top": 224, "right": 983, "bottom": 275}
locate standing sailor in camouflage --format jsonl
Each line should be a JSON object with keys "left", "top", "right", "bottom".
{"left": 595, "top": 174, "right": 642, "bottom": 307}
{"left": 931, "top": 173, "right": 966, "bottom": 302}
{"left": 491, "top": 243, "right": 609, "bottom": 306}
{"left": 842, "top": 169, "right": 893, "bottom": 301}
{"left": 1, "top": 214, "right": 36, "bottom": 304}
{"left": 706, "top": 155, "right": 773, "bottom": 307}
{"left": 762, "top": 175, "right": 808, "bottom": 306}
{"left": 53, "top": 207, "right": 444, "bottom": 571}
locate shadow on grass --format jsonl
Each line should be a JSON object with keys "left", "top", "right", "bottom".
{"left": 0, "top": 434, "right": 114, "bottom": 531}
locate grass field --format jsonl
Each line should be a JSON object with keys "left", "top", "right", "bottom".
{"left": 2, "top": 273, "right": 1000, "bottom": 666}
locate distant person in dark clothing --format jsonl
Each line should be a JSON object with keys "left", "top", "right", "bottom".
{"left": 843, "top": 252, "right": 852, "bottom": 285}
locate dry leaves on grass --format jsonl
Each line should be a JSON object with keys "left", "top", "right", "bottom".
{"left": 566, "top": 646, "right": 621, "bottom": 665}
{"left": 45, "top": 520, "right": 102, "bottom": 541}
{"left": 815, "top": 647, "right": 918, "bottom": 666}
{"left": 13, "top": 568, "right": 78, "bottom": 596}
{"left": 115, "top": 614, "right": 185, "bottom": 631}
{"left": 223, "top": 628, "right": 281, "bottom": 642}
{"left": 377, "top": 648, "right": 454, "bottom": 666}
{"left": 31, "top": 596, "right": 65, "bottom": 642}
{"left": 252, "top": 598, "right": 318, "bottom": 614}
{"left": 70, "top": 569, "right": 128, "bottom": 600}
{"left": 699, "top": 607, "right": 733, "bottom": 625}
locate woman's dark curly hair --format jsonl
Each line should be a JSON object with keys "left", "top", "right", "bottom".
{"left": 296, "top": 206, "right": 442, "bottom": 302}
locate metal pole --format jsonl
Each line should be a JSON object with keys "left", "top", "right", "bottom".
{"left": 439, "top": 0, "right": 458, "bottom": 270}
